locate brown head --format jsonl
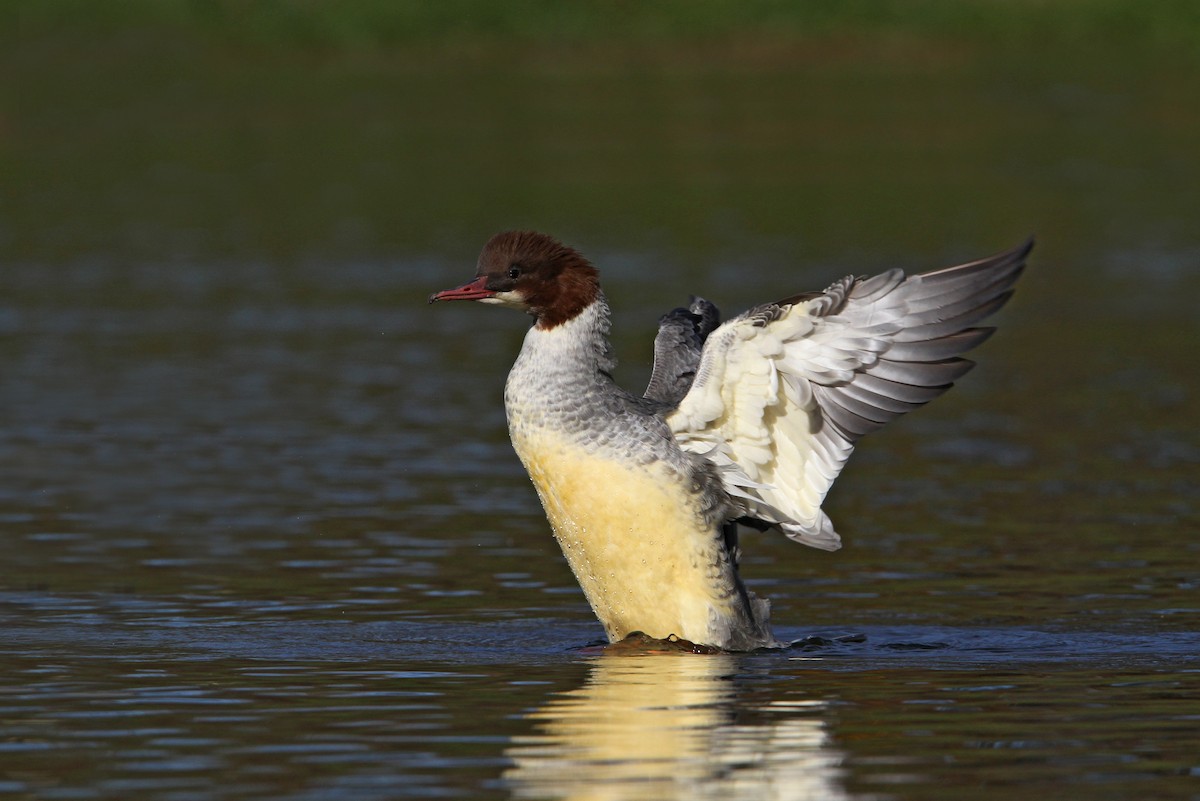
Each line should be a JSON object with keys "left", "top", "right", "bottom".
{"left": 429, "top": 231, "right": 601, "bottom": 329}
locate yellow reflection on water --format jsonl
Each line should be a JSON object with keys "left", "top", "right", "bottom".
{"left": 505, "top": 653, "right": 845, "bottom": 800}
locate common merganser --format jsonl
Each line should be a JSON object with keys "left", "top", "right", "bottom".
{"left": 431, "top": 231, "right": 1031, "bottom": 650}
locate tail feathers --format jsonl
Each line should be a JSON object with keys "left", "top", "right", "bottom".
{"left": 780, "top": 512, "right": 843, "bottom": 552}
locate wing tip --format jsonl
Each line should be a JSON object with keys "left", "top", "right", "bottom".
{"left": 923, "top": 236, "right": 1036, "bottom": 280}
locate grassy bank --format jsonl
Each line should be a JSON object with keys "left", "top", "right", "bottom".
{"left": 4, "top": 0, "right": 1199, "bottom": 266}
{"left": 6, "top": 0, "right": 1200, "bottom": 55}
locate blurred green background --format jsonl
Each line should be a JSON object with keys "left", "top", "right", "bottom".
{"left": 6, "top": 0, "right": 1200, "bottom": 267}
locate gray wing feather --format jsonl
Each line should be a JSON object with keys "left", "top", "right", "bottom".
{"left": 883, "top": 329, "right": 996, "bottom": 362}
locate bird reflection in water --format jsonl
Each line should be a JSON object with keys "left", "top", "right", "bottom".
{"left": 504, "top": 647, "right": 847, "bottom": 800}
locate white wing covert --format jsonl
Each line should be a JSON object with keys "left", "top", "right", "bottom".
{"left": 666, "top": 239, "right": 1032, "bottom": 551}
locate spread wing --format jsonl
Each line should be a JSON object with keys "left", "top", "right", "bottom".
{"left": 666, "top": 239, "right": 1032, "bottom": 551}
{"left": 643, "top": 297, "right": 721, "bottom": 406}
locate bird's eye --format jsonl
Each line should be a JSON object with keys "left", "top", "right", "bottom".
{"left": 508, "top": 265, "right": 522, "bottom": 280}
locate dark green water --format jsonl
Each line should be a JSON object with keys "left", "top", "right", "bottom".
{"left": 2, "top": 27, "right": 1199, "bottom": 800}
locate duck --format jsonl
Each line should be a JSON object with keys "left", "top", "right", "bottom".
{"left": 430, "top": 231, "right": 1031, "bottom": 650}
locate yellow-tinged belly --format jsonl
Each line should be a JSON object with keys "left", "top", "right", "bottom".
{"left": 511, "top": 428, "right": 736, "bottom": 644}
